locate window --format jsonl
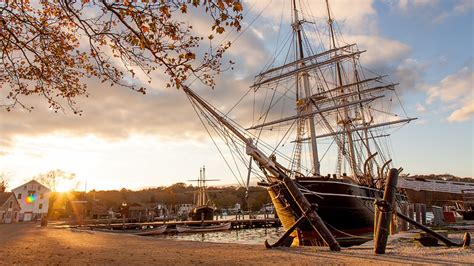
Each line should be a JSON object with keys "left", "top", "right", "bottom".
{"left": 39, "top": 204, "right": 43, "bottom": 210}
{"left": 23, "top": 185, "right": 27, "bottom": 190}
{"left": 9, "top": 201, "right": 12, "bottom": 208}
{"left": 18, "top": 193, "right": 22, "bottom": 199}
{"left": 40, "top": 193, "right": 44, "bottom": 199}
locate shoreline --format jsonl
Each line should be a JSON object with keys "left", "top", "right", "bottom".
{"left": 0, "top": 223, "right": 472, "bottom": 265}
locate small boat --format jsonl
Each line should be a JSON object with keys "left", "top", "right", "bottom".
{"left": 94, "top": 225, "right": 167, "bottom": 236}
{"left": 176, "top": 222, "right": 231, "bottom": 233}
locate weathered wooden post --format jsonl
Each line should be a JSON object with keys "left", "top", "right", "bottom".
{"left": 463, "top": 232, "right": 471, "bottom": 249}
{"left": 390, "top": 210, "right": 398, "bottom": 235}
{"left": 374, "top": 168, "right": 398, "bottom": 254}
{"left": 415, "top": 204, "right": 421, "bottom": 224}
{"left": 408, "top": 204, "right": 414, "bottom": 229}
{"left": 399, "top": 203, "right": 408, "bottom": 231}
{"left": 420, "top": 204, "right": 427, "bottom": 225}
{"left": 374, "top": 202, "right": 380, "bottom": 238}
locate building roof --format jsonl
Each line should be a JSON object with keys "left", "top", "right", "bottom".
{"left": 12, "top": 179, "right": 51, "bottom": 192}
{"left": 0, "top": 192, "right": 14, "bottom": 205}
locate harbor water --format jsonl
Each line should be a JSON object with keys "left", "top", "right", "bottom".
{"left": 154, "top": 227, "right": 285, "bottom": 245}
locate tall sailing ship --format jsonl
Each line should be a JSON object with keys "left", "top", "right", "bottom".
{"left": 188, "top": 166, "right": 216, "bottom": 221}
{"left": 181, "top": 0, "right": 416, "bottom": 246}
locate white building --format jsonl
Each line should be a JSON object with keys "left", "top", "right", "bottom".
{"left": 12, "top": 180, "right": 51, "bottom": 221}
{"left": 0, "top": 192, "right": 21, "bottom": 224}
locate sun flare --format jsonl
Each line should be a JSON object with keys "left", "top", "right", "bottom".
{"left": 55, "top": 180, "right": 78, "bottom": 192}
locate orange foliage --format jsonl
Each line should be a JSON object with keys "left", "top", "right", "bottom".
{"left": 0, "top": 0, "right": 243, "bottom": 113}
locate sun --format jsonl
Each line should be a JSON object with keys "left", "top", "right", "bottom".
{"left": 55, "top": 180, "right": 78, "bottom": 192}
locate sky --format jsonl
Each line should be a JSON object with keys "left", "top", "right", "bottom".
{"left": 1, "top": 0, "right": 473, "bottom": 191}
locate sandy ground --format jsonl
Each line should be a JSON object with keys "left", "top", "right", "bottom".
{"left": 0, "top": 223, "right": 473, "bottom": 265}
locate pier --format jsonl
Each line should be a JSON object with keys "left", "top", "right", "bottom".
{"left": 72, "top": 217, "right": 281, "bottom": 231}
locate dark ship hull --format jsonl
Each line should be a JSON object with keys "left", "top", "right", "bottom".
{"left": 269, "top": 177, "right": 406, "bottom": 247}
{"left": 189, "top": 205, "right": 214, "bottom": 221}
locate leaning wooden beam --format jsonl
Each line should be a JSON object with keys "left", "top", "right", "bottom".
{"left": 280, "top": 174, "right": 341, "bottom": 251}
{"left": 264, "top": 213, "right": 306, "bottom": 248}
{"left": 374, "top": 168, "right": 399, "bottom": 254}
{"left": 396, "top": 211, "right": 468, "bottom": 247}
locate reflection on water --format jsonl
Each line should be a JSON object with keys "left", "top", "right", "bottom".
{"left": 154, "top": 227, "right": 285, "bottom": 245}
{"left": 153, "top": 212, "right": 436, "bottom": 245}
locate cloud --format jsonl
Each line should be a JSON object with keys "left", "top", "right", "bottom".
{"left": 243, "top": 0, "right": 377, "bottom": 34}
{"left": 448, "top": 101, "right": 474, "bottom": 122}
{"left": 392, "top": 58, "right": 426, "bottom": 92}
{"left": 387, "top": 0, "right": 473, "bottom": 24}
{"left": 426, "top": 67, "right": 472, "bottom": 104}
{"left": 0, "top": 0, "right": 416, "bottom": 157}
{"left": 423, "top": 66, "right": 473, "bottom": 122}
{"left": 0, "top": 4, "right": 274, "bottom": 155}
{"left": 434, "top": 0, "right": 474, "bottom": 23}
{"left": 397, "top": 0, "right": 439, "bottom": 10}
{"left": 415, "top": 103, "right": 426, "bottom": 113}
{"left": 345, "top": 35, "right": 410, "bottom": 68}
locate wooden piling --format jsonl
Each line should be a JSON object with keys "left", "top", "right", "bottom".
{"left": 408, "top": 204, "right": 414, "bottom": 229}
{"left": 463, "top": 232, "right": 471, "bottom": 249}
{"left": 399, "top": 203, "right": 408, "bottom": 231}
{"left": 374, "top": 202, "right": 380, "bottom": 238}
{"left": 415, "top": 204, "right": 422, "bottom": 224}
{"left": 390, "top": 211, "right": 398, "bottom": 235}
{"left": 374, "top": 168, "right": 398, "bottom": 254}
{"left": 420, "top": 204, "right": 427, "bottom": 225}
{"left": 432, "top": 206, "right": 445, "bottom": 225}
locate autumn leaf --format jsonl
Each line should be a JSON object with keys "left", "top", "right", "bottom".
{"left": 181, "top": 4, "right": 187, "bottom": 13}
{"left": 216, "top": 26, "right": 225, "bottom": 34}
{"left": 233, "top": 2, "right": 243, "bottom": 12}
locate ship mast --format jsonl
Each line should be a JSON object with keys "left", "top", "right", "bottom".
{"left": 353, "top": 57, "right": 373, "bottom": 178}
{"left": 325, "top": 0, "right": 359, "bottom": 178}
{"left": 292, "top": 0, "right": 320, "bottom": 176}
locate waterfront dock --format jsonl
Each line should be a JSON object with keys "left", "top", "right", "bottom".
{"left": 69, "top": 217, "right": 281, "bottom": 231}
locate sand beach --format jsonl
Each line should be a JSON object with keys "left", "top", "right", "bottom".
{"left": 0, "top": 223, "right": 472, "bottom": 265}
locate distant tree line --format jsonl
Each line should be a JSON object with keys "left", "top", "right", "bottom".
{"left": 48, "top": 183, "right": 271, "bottom": 219}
